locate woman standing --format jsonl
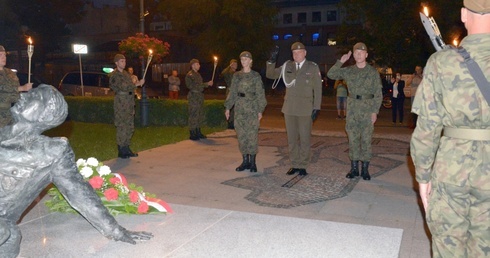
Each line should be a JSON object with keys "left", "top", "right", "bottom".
{"left": 225, "top": 51, "right": 267, "bottom": 172}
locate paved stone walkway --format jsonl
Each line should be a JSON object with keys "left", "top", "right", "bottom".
{"left": 222, "top": 132, "right": 410, "bottom": 208}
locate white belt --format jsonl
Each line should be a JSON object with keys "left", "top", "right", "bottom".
{"left": 443, "top": 127, "right": 490, "bottom": 141}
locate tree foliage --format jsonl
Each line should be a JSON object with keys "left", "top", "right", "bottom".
{"left": 119, "top": 33, "right": 171, "bottom": 63}
{"left": 337, "top": 0, "right": 465, "bottom": 73}
{"left": 158, "top": 0, "right": 277, "bottom": 68}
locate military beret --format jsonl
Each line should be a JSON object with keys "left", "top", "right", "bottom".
{"left": 464, "top": 0, "right": 490, "bottom": 14}
{"left": 189, "top": 59, "right": 199, "bottom": 65}
{"left": 113, "top": 54, "right": 125, "bottom": 62}
{"left": 229, "top": 59, "right": 238, "bottom": 64}
{"left": 353, "top": 42, "right": 367, "bottom": 52}
{"left": 0, "top": 45, "right": 5, "bottom": 52}
{"left": 291, "top": 42, "right": 305, "bottom": 50}
{"left": 239, "top": 51, "right": 252, "bottom": 59}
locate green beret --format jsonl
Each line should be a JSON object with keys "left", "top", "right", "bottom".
{"left": 114, "top": 54, "right": 125, "bottom": 62}
{"left": 291, "top": 42, "right": 305, "bottom": 50}
{"left": 353, "top": 42, "right": 367, "bottom": 51}
{"left": 189, "top": 59, "right": 199, "bottom": 65}
{"left": 239, "top": 51, "right": 252, "bottom": 59}
{"left": 465, "top": 0, "right": 490, "bottom": 13}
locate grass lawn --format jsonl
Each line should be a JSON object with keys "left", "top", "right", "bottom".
{"left": 43, "top": 121, "right": 226, "bottom": 161}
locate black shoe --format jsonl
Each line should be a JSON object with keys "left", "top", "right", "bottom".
{"left": 236, "top": 155, "right": 250, "bottom": 172}
{"left": 189, "top": 129, "right": 199, "bottom": 141}
{"left": 117, "top": 145, "right": 130, "bottom": 159}
{"left": 298, "top": 169, "right": 308, "bottom": 176}
{"left": 197, "top": 128, "right": 207, "bottom": 139}
{"left": 361, "top": 161, "right": 371, "bottom": 180}
{"left": 127, "top": 146, "right": 138, "bottom": 157}
{"left": 346, "top": 160, "right": 359, "bottom": 179}
{"left": 249, "top": 154, "right": 257, "bottom": 172}
{"left": 286, "top": 168, "right": 299, "bottom": 175}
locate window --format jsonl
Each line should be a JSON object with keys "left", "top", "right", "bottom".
{"left": 312, "top": 33, "right": 320, "bottom": 44}
{"left": 284, "top": 34, "right": 293, "bottom": 40}
{"left": 297, "top": 12, "right": 307, "bottom": 24}
{"left": 283, "top": 13, "right": 292, "bottom": 24}
{"left": 326, "top": 10, "right": 337, "bottom": 22}
{"left": 312, "top": 11, "right": 321, "bottom": 23}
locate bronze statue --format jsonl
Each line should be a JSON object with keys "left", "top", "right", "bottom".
{"left": 0, "top": 84, "right": 153, "bottom": 258}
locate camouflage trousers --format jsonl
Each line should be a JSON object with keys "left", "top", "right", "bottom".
{"left": 188, "top": 93, "right": 205, "bottom": 129}
{"left": 0, "top": 109, "right": 13, "bottom": 128}
{"left": 427, "top": 180, "right": 490, "bottom": 258}
{"left": 114, "top": 96, "right": 135, "bottom": 146}
{"left": 235, "top": 112, "right": 259, "bottom": 154}
{"left": 345, "top": 109, "right": 373, "bottom": 161}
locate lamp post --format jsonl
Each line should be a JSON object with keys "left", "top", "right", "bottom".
{"left": 139, "top": 0, "right": 149, "bottom": 126}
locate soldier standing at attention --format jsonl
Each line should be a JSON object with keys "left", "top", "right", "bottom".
{"left": 185, "top": 59, "right": 213, "bottom": 141}
{"left": 0, "top": 45, "right": 32, "bottom": 127}
{"left": 221, "top": 59, "right": 238, "bottom": 129}
{"left": 411, "top": 1, "right": 490, "bottom": 257}
{"left": 225, "top": 51, "right": 267, "bottom": 172}
{"left": 109, "top": 54, "right": 145, "bottom": 159}
{"left": 266, "top": 42, "right": 322, "bottom": 176}
{"left": 327, "top": 42, "right": 382, "bottom": 180}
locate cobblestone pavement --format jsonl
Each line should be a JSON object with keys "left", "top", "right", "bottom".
{"left": 222, "top": 132, "right": 410, "bottom": 208}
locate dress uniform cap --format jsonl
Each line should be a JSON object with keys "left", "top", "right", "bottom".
{"left": 189, "top": 59, "right": 199, "bottom": 65}
{"left": 291, "top": 42, "right": 305, "bottom": 50}
{"left": 464, "top": 0, "right": 490, "bottom": 13}
{"left": 353, "top": 42, "right": 367, "bottom": 51}
{"left": 0, "top": 45, "right": 5, "bottom": 52}
{"left": 113, "top": 54, "right": 125, "bottom": 62}
{"left": 239, "top": 51, "right": 252, "bottom": 59}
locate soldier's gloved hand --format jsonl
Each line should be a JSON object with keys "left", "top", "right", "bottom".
{"left": 268, "top": 46, "right": 279, "bottom": 63}
{"left": 311, "top": 109, "right": 320, "bottom": 121}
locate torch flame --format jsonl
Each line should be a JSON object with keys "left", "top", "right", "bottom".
{"left": 423, "top": 6, "right": 429, "bottom": 17}
{"left": 149, "top": 49, "right": 153, "bottom": 55}
{"left": 453, "top": 39, "right": 458, "bottom": 46}
{"left": 28, "top": 37, "right": 33, "bottom": 45}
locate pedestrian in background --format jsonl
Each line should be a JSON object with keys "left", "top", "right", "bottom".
{"left": 327, "top": 42, "right": 382, "bottom": 180}
{"left": 221, "top": 59, "right": 238, "bottom": 129}
{"left": 411, "top": 1, "right": 490, "bottom": 256}
{"left": 127, "top": 66, "right": 138, "bottom": 85}
{"left": 109, "top": 54, "right": 145, "bottom": 159}
{"left": 168, "top": 69, "right": 180, "bottom": 100}
{"left": 185, "top": 59, "right": 213, "bottom": 141}
{"left": 266, "top": 42, "right": 322, "bottom": 176}
{"left": 334, "top": 79, "right": 347, "bottom": 119}
{"left": 225, "top": 51, "right": 267, "bottom": 173}
{"left": 0, "top": 45, "right": 32, "bottom": 127}
{"left": 409, "top": 65, "right": 423, "bottom": 129}
{"left": 389, "top": 72, "right": 405, "bottom": 125}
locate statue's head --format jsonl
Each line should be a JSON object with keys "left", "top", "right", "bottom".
{"left": 11, "top": 84, "right": 68, "bottom": 131}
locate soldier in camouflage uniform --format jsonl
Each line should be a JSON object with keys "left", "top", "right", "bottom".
{"left": 0, "top": 45, "right": 32, "bottom": 127}
{"left": 327, "top": 42, "right": 382, "bottom": 180}
{"left": 221, "top": 59, "right": 238, "bottom": 129}
{"left": 185, "top": 59, "right": 213, "bottom": 141}
{"left": 109, "top": 54, "right": 145, "bottom": 159}
{"left": 410, "top": 1, "right": 490, "bottom": 257}
{"left": 266, "top": 42, "right": 322, "bottom": 176}
{"left": 225, "top": 52, "right": 267, "bottom": 172}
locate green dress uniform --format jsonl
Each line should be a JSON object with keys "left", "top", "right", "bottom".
{"left": 266, "top": 60, "right": 322, "bottom": 171}
{"left": 410, "top": 34, "right": 490, "bottom": 258}
{"left": 185, "top": 69, "right": 208, "bottom": 135}
{"left": 0, "top": 68, "right": 20, "bottom": 127}
{"left": 109, "top": 69, "right": 136, "bottom": 153}
{"left": 327, "top": 61, "right": 382, "bottom": 163}
{"left": 225, "top": 70, "right": 267, "bottom": 155}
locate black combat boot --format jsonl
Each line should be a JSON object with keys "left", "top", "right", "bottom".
{"left": 127, "top": 146, "right": 138, "bottom": 157}
{"left": 249, "top": 154, "right": 257, "bottom": 172}
{"left": 361, "top": 161, "right": 371, "bottom": 180}
{"left": 236, "top": 155, "right": 250, "bottom": 172}
{"left": 189, "top": 129, "right": 199, "bottom": 141}
{"left": 197, "top": 128, "right": 207, "bottom": 139}
{"left": 346, "top": 160, "right": 359, "bottom": 178}
{"left": 118, "top": 145, "right": 130, "bottom": 159}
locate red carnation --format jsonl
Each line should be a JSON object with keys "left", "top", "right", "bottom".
{"left": 109, "top": 177, "right": 120, "bottom": 185}
{"left": 137, "top": 202, "right": 149, "bottom": 214}
{"left": 88, "top": 176, "right": 104, "bottom": 189}
{"left": 104, "top": 188, "right": 119, "bottom": 201}
{"left": 129, "top": 191, "right": 139, "bottom": 203}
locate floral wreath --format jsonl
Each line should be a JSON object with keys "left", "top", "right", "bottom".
{"left": 45, "top": 157, "right": 172, "bottom": 215}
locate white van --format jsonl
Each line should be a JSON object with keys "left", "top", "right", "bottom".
{"left": 58, "top": 71, "right": 113, "bottom": 97}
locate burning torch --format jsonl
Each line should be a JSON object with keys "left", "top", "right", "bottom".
{"left": 27, "top": 37, "right": 34, "bottom": 83}
{"left": 420, "top": 6, "right": 447, "bottom": 51}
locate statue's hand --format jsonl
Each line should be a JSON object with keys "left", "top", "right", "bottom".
{"left": 112, "top": 227, "right": 154, "bottom": 244}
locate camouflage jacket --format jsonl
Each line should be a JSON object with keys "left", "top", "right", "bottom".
{"left": 185, "top": 70, "right": 208, "bottom": 93}
{"left": 0, "top": 68, "right": 20, "bottom": 109}
{"left": 109, "top": 69, "right": 136, "bottom": 93}
{"left": 224, "top": 70, "right": 267, "bottom": 114}
{"left": 410, "top": 34, "right": 490, "bottom": 184}
{"left": 327, "top": 61, "right": 382, "bottom": 114}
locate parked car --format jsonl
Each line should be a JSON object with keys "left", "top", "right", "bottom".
{"left": 58, "top": 71, "right": 113, "bottom": 97}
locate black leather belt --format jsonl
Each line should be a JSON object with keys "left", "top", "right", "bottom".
{"left": 116, "top": 92, "right": 133, "bottom": 95}
{"left": 351, "top": 94, "right": 374, "bottom": 100}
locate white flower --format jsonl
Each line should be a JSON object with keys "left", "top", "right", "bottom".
{"left": 80, "top": 166, "right": 94, "bottom": 178}
{"left": 97, "top": 165, "right": 112, "bottom": 176}
{"left": 86, "top": 157, "right": 99, "bottom": 167}
{"left": 76, "top": 158, "right": 86, "bottom": 167}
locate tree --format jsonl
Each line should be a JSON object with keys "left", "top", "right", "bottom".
{"left": 337, "top": 0, "right": 464, "bottom": 73}
{"left": 157, "top": 0, "right": 277, "bottom": 68}
{"left": 119, "top": 33, "right": 171, "bottom": 63}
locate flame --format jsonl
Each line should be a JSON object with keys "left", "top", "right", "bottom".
{"left": 28, "top": 37, "right": 33, "bottom": 45}
{"left": 214, "top": 56, "right": 218, "bottom": 61}
{"left": 453, "top": 39, "right": 458, "bottom": 46}
{"left": 423, "top": 6, "right": 429, "bottom": 17}
{"left": 149, "top": 49, "right": 153, "bottom": 55}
